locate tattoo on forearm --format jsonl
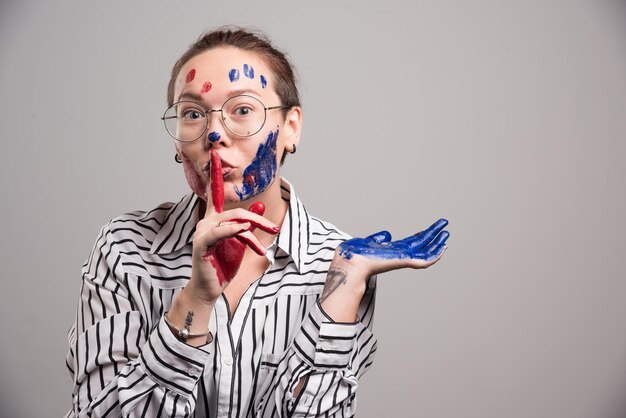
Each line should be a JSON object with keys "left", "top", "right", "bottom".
{"left": 184, "top": 311, "right": 194, "bottom": 329}
{"left": 319, "top": 268, "right": 348, "bottom": 303}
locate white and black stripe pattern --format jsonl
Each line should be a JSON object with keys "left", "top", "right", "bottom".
{"left": 66, "top": 179, "right": 377, "bottom": 417}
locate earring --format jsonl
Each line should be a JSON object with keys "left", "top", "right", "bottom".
{"left": 289, "top": 145, "right": 297, "bottom": 154}
{"left": 174, "top": 153, "right": 182, "bottom": 163}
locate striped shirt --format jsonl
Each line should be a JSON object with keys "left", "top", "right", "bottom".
{"left": 65, "top": 178, "right": 377, "bottom": 417}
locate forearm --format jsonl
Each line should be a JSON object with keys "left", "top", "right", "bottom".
{"left": 70, "top": 273, "right": 212, "bottom": 416}
{"left": 318, "top": 253, "right": 367, "bottom": 323}
{"left": 266, "top": 296, "right": 377, "bottom": 417}
{"left": 166, "top": 286, "right": 215, "bottom": 347}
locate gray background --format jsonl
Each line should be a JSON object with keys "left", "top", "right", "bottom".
{"left": 1, "top": 0, "right": 625, "bottom": 417}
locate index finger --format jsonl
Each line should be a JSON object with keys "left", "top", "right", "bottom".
{"left": 404, "top": 218, "right": 449, "bottom": 249}
{"left": 206, "top": 149, "right": 224, "bottom": 216}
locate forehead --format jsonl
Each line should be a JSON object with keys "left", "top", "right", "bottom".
{"left": 175, "top": 46, "right": 276, "bottom": 102}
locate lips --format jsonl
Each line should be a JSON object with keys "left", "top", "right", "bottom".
{"left": 222, "top": 167, "right": 234, "bottom": 179}
{"left": 203, "top": 154, "right": 235, "bottom": 179}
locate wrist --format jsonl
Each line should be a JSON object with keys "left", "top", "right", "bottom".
{"left": 169, "top": 289, "right": 215, "bottom": 346}
{"left": 318, "top": 256, "right": 369, "bottom": 323}
{"left": 184, "top": 277, "right": 219, "bottom": 305}
{"left": 331, "top": 250, "right": 369, "bottom": 293}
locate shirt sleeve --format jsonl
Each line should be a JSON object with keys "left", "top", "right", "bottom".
{"left": 256, "top": 275, "right": 377, "bottom": 417}
{"left": 65, "top": 222, "right": 211, "bottom": 417}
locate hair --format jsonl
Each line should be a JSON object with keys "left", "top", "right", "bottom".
{"left": 167, "top": 27, "right": 301, "bottom": 111}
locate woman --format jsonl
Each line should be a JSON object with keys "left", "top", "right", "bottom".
{"left": 66, "top": 27, "right": 450, "bottom": 417}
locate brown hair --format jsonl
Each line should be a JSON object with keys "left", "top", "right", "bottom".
{"left": 167, "top": 27, "right": 301, "bottom": 110}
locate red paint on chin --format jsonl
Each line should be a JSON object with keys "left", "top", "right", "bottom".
{"left": 186, "top": 68, "right": 196, "bottom": 83}
{"left": 201, "top": 81, "right": 212, "bottom": 93}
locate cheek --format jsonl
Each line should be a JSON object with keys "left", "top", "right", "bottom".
{"left": 180, "top": 152, "right": 207, "bottom": 201}
{"left": 233, "top": 128, "right": 280, "bottom": 200}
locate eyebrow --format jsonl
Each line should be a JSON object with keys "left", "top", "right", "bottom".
{"left": 178, "top": 88, "right": 263, "bottom": 105}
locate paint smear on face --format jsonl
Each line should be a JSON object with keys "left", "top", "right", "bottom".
{"left": 260, "top": 75, "right": 267, "bottom": 89}
{"left": 234, "top": 128, "right": 279, "bottom": 200}
{"left": 201, "top": 81, "right": 212, "bottom": 93}
{"left": 207, "top": 131, "right": 221, "bottom": 143}
{"left": 243, "top": 64, "right": 255, "bottom": 79}
{"left": 180, "top": 152, "right": 207, "bottom": 201}
{"left": 229, "top": 69, "right": 240, "bottom": 82}
{"left": 186, "top": 69, "right": 196, "bottom": 83}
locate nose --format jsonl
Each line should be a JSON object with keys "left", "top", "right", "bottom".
{"left": 207, "top": 131, "right": 221, "bottom": 143}
{"left": 204, "top": 112, "right": 228, "bottom": 148}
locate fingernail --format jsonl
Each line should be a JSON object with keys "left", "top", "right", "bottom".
{"left": 271, "top": 226, "right": 280, "bottom": 233}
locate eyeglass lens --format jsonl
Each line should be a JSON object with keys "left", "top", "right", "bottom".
{"left": 163, "top": 95, "right": 268, "bottom": 141}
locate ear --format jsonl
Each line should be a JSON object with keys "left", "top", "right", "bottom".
{"left": 282, "top": 106, "right": 302, "bottom": 153}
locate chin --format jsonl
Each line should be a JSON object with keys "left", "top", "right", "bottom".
{"left": 222, "top": 182, "right": 253, "bottom": 205}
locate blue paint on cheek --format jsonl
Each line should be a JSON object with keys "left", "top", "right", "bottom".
{"left": 207, "top": 131, "right": 221, "bottom": 143}
{"left": 229, "top": 69, "right": 240, "bottom": 82}
{"left": 234, "top": 129, "right": 279, "bottom": 200}
{"left": 260, "top": 75, "right": 267, "bottom": 88}
{"left": 243, "top": 64, "right": 255, "bottom": 79}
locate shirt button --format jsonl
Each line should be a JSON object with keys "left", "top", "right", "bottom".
{"left": 188, "top": 368, "right": 199, "bottom": 377}
{"left": 224, "top": 357, "right": 233, "bottom": 366}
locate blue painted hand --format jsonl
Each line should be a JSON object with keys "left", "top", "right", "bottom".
{"left": 337, "top": 218, "right": 450, "bottom": 275}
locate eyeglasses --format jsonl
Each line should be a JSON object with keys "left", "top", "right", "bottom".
{"left": 162, "top": 95, "right": 290, "bottom": 142}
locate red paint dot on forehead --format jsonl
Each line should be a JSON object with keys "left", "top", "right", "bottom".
{"left": 201, "top": 81, "right": 212, "bottom": 94}
{"left": 186, "top": 69, "right": 196, "bottom": 83}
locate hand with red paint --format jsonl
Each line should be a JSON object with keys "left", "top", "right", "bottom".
{"left": 186, "top": 150, "right": 280, "bottom": 304}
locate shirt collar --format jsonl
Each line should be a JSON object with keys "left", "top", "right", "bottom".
{"left": 150, "top": 178, "right": 312, "bottom": 273}
{"left": 274, "top": 178, "right": 311, "bottom": 273}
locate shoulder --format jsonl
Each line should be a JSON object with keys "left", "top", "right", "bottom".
{"left": 105, "top": 200, "right": 174, "bottom": 244}
{"left": 303, "top": 215, "right": 350, "bottom": 268}
{"left": 90, "top": 196, "right": 184, "bottom": 258}
{"left": 83, "top": 196, "right": 190, "bottom": 280}
{"left": 308, "top": 215, "right": 351, "bottom": 243}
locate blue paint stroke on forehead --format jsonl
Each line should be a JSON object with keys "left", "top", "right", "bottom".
{"left": 234, "top": 128, "right": 279, "bottom": 201}
{"left": 207, "top": 131, "right": 221, "bottom": 143}
{"left": 229, "top": 69, "right": 240, "bottom": 82}
{"left": 260, "top": 75, "right": 267, "bottom": 89}
{"left": 243, "top": 64, "right": 255, "bottom": 79}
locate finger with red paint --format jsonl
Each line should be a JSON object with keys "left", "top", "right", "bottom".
{"left": 213, "top": 208, "right": 280, "bottom": 235}
{"left": 234, "top": 201, "right": 267, "bottom": 255}
{"left": 205, "top": 149, "right": 224, "bottom": 216}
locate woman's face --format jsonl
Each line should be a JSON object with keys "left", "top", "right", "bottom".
{"left": 172, "top": 47, "right": 299, "bottom": 204}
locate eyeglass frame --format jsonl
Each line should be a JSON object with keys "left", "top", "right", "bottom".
{"left": 161, "top": 94, "right": 292, "bottom": 142}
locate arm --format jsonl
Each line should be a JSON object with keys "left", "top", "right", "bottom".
{"left": 66, "top": 222, "right": 212, "bottom": 417}
{"left": 67, "top": 150, "right": 280, "bottom": 416}
{"left": 258, "top": 219, "right": 450, "bottom": 417}
{"left": 256, "top": 275, "right": 377, "bottom": 417}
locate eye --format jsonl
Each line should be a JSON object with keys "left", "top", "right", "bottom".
{"left": 233, "top": 105, "right": 253, "bottom": 117}
{"left": 181, "top": 109, "right": 204, "bottom": 120}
